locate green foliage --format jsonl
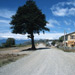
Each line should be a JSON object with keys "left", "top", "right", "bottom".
{"left": 10, "top": 0, "right": 49, "bottom": 49}
{"left": 51, "top": 40, "right": 56, "bottom": 46}
{"left": 1, "top": 43, "right": 6, "bottom": 48}
{"left": 2, "top": 38, "right": 15, "bottom": 47}
{"left": 10, "top": 0, "right": 49, "bottom": 34}
{"left": 6, "top": 38, "right": 15, "bottom": 47}
{"left": 59, "top": 36, "right": 63, "bottom": 42}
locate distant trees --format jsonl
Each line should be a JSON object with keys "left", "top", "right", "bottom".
{"left": 2, "top": 38, "right": 15, "bottom": 47}
{"left": 10, "top": 0, "right": 49, "bottom": 50}
{"left": 59, "top": 36, "right": 63, "bottom": 42}
{"left": 51, "top": 40, "right": 56, "bottom": 46}
{"left": 6, "top": 38, "right": 15, "bottom": 47}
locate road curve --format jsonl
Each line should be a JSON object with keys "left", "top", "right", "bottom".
{"left": 0, "top": 44, "right": 75, "bottom": 75}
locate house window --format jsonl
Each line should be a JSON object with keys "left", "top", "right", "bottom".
{"left": 70, "top": 35, "right": 75, "bottom": 39}
{"left": 65, "top": 36, "right": 68, "bottom": 41}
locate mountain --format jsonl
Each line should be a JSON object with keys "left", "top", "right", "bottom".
{"left": 0, "top": 39, "right": 6, "bottom": 44}
{"left": 15, "top": 40, "right": 30, "bottom": 44}
{"left": 0, "top": 39, "right": 31, "bottom": 45}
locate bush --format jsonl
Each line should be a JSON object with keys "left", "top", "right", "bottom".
{"left": 51, "top": 40, "right": 56, "bottom": 46}
{"left": 2, "top": 38, "right": 15, "bottom": 47}
{"left": 1, "top": 43, "right": 7, "bottom": 48}
{"left": 59, "top": 36, "right": 63, "bottom": 42}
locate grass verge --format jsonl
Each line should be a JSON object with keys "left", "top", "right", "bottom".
{"left": 57, "top": 48, "right": 75, "bottom": 52}
{"left": 63, "top": 49, "right": 75, "bottom": 52}
{"left": 0, "top": 54, "right": 27, "bottom": 67}
{"left": 0, "top": 45, "right": 32, "bottom": 51}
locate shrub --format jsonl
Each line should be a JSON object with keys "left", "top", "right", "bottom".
{"left": 2, "top": 38, "right": 15, "bottom": 47}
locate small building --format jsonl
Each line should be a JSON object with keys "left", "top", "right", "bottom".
{"left": 63, "top": 32, "right": 75, "bottom": 47}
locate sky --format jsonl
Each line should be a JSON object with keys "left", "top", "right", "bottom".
{"left": 0, "top": 0, "right": 75, "bottom": 40}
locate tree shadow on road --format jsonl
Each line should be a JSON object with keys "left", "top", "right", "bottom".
{"left": 21, "top": 47, "right": 50, "bottom": 52}
{"left": 37, "top": 48, "right": 50, "bottom": 50}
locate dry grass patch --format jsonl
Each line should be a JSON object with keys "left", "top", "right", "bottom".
{"left": 57, "top": 48, "right": 75, "bottom": 52}
{"left": 0, "top": 54, "right": 27, "bottom": 67}
{"left": 63, "top": 49, "right": 75, "bottom": 52}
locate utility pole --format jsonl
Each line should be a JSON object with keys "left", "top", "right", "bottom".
{"left": 64, "top": 30, "right": 66, "bottom": 50}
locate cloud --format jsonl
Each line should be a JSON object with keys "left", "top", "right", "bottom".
{"left": 0, "top": 32, "right": 28, "bottom": 40}
{"left": 0, "top": 9, "right": 15, "bottom": 18}
{"left": 35, "top": 33, "right": 63, "bottom": 39}
{"left": 0, "top": 32, "right": 63, "bottom": 40}
{"left": 64, "top": 20, "right": 71, "bottom": 25}
{"left": 47, "top": 19, "right": 60, "bottom": 27}
{"left": 51, "top": 1, "right": 75, "bottom": 16}
{"left": 0, "top": 20, "right": 10, "bottom": 23}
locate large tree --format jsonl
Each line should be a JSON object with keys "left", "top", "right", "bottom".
{"left": 10, "top": 0, "right": 49, "bottom": 50}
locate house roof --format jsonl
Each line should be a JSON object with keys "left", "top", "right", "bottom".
{"left": 65, "top": 32, "right": 75, "bottom": 36}
{"left": 61, "top": 32, "right": 75, "bottom": 38}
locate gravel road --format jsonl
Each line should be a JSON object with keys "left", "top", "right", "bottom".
{"left": 0, "top": 44, "right": 75, "bottom": 75}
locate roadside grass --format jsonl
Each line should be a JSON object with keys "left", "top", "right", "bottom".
{"left": 57, "top": 48, "right": 75, "bottom": 52}
{"left": 0, "top": 43, "right": 39, "bottom": 67}
{"left": 0, "top": 54, "right": 27, "bottom": 67}
{"left": 0, "top": 43, "right": 38, "bottom": 51}
{"left": 15, "top": 44, "right": 32, "bottom": 47}
{"left": 63, "top": 49, "right": 75, "bottom": 52}
{"left": 0, "top": 45, "right": 32, "bottom": 51}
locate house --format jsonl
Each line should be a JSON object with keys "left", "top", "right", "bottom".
{"left": 62, "top": 32, "right": 75, "bottom": 47}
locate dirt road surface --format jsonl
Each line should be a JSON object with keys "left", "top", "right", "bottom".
{"left": 0, "top": 44, "right": 75, "bottom": 75}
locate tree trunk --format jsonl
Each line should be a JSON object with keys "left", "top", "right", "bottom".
{"left": 31, "top": 32, "right": 36, "bottom": 50}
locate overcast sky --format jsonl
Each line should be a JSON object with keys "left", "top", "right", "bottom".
{"left": 0, "top": 0, "right": 75, "bottom": 40}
